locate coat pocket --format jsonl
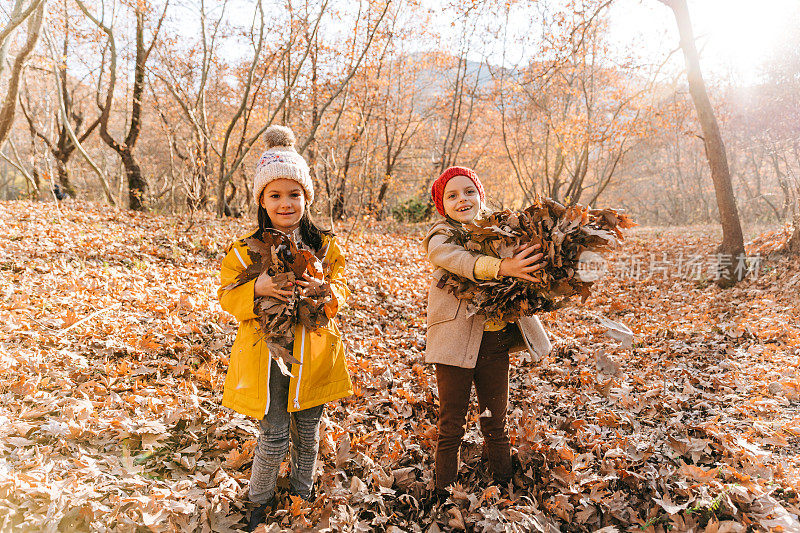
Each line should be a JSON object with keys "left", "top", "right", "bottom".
{"left": 314, "top": 320, "right": 342, "bottom": 339}
{"left": 300, "top": 328, "right": 345, "bottom": 394}
{"left": 427, "top": 282, "right": 461, "bottom": 327}
{"left": 228, "top": 326, "right": 263, "bottom": 399}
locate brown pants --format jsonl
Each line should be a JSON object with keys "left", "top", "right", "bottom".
{"left": 434, "top": 326, "right": 515, "bottom": 490}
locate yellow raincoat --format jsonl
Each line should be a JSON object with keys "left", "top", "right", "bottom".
{"left": 218, "top": 232, "right": 353, "bottom": 417}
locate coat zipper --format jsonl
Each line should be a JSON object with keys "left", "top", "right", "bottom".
{"left": 293, "top": 242, "right": 328, "bottom": 409}
{"left": 293, "top": 326, "right": 306, "bottom": 409}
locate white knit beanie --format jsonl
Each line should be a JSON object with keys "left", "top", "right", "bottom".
{"left": 253, "top": 125, "right": 314, "bottom": 205}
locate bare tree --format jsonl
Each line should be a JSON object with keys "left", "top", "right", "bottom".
{"left": 296, "top": 1, "right": 391, "bottom": 155}
{"left": 152, "top": 0, "right": 229, "bottom": 212}
{"left": 19, "top": 0, "right": 101, "bottom": 198}
{"left": 372, "top": 53, "right": 428, "bottom": 217}
{"left": 434, "top": 52, "right": 484, "bottom": 176}
{"left": 0, "top": 0, "right": 45, "bottom": 146}
{"left": 0, "top": 0, "right": 46, "bottom": 79}
{"left": 76, "top": 0, "right": 169, "bottom": 211}
{"left": 155, "top": 0, "right": 330, "bottom": 217}
{"left": 324, "top": 4, "right": 396, "bottom": 220}
{"left": 754, "top": 18, "right": 800, "bottom": 253}
{"left": 658, "top": 0, "right": 745, "bottom": 287}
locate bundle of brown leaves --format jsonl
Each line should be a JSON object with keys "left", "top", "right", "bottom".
{"left": 439, "top": 198, "right": 637, "bottom": 322}
{"left": 224, "top": 229, "right": 333, "bottom": 373}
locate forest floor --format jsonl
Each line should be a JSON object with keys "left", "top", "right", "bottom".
{"left": 1, "top": 201, "right": 799, "bottom": 533}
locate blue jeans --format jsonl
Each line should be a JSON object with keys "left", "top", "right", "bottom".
{"left": 248, "top": 359, "right": 324, "bottom": 503}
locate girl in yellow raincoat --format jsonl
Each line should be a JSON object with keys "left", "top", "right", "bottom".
{"left": 217, "top": 125, "right": 352, "bottom": 531}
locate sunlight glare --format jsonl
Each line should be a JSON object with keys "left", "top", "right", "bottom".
{"left": 698, "top": 0, "right": 792, "bottom": 79}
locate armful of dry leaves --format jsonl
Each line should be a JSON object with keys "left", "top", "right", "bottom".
{"left": 439, "top": 198, "right": 637, "bottom": 322}
{"left": 222, "top": 229, "right": 334, "bottom": 374}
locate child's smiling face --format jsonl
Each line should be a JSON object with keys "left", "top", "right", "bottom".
{"left": 442, "top": 175, "right": 481, "bottom": 223}
{"left": 260, "top": 179, "right": 306, "bottom": 232}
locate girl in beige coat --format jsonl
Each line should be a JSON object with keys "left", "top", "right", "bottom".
{"left": 424, "top": 166, "right": 552, "bottom": 495}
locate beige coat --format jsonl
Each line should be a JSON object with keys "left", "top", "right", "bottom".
{"left": 423, "top": 221, "right": 552, "bottom": 368}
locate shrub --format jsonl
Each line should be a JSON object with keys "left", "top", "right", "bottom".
{"left": 391, "top": 196, "right": 430, "bottom": 222}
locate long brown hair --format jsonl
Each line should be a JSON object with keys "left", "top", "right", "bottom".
{"left": 254, "top": 207, "right": 332, "bottom": 252}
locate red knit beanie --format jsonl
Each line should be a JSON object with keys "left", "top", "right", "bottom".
{"left": 430, "top": 166, "right": 485, "bottom": 217}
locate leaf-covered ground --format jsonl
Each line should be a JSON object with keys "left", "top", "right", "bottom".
{"left": 1, "top": 201, "right": 799, "bottom": 532}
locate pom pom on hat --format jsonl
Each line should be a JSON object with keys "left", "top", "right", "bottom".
{"left": 430, "top": 166, "right": 484, "bottom": 217}
{"left": 253, "top": 125, "right": 314, "bottom": 205}
{"left": 264, "top": 125, "right": 296, "bottom": 148}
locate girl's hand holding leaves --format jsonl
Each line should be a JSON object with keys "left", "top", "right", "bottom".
{"left": 295, "top": 272, "right": 324, "bottom": 296}
{"left": 499, "top": 243, "right": 545, "bottom": 282}
{"left": 255, "top": 272, "right": 294, "bottom": 301}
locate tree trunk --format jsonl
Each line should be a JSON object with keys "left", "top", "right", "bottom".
{"left": 785, "top": 196, "right": 800, "bottom": 255}
{"left": 786, "top": 219, "right": 800, "bottom": 254}
{"left": 661, "top": 0, "right": 745, "bottom": 287}
{"left": 121, "top": 149, "right": 146, "bottom": 211}
{"left": 25, "top": 134, "right": 41, "bottom": 198}
{"left": 374, "top": 175, "right": 391, "bottom": 220}
{"left": 331, "top": 167, "right": 348, "bottom": 220}
{"left": 32, "top": 166, "right": 40, "bottom": 193}
{"left": 55, "top": 158, "right": 76, "bottom": 197}
{"left": 0, "top": 1, "right": 44, "bottom": 145}
{"left": 77, "top": 0, "right": 166, "bottom": 211}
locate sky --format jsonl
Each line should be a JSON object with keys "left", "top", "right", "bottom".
{"left": 607, "top": 0, "right": 799, "bottom": 84}
{"left": 158, "top": 0, "right": 800, "bottom": 88}
{"left": 426, "top": 0, "right": 800, "bottom": 86}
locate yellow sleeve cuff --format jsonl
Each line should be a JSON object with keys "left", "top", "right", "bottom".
{"left": 484, "top": 318, "right": 507, "bottom": 331}
{"left": 474, "top": 256, "right": 502, "bottom": 280}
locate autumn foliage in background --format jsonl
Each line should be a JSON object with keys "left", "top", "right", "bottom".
{"left": 0, "top": 0, "right": 797, "bottom": 233}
